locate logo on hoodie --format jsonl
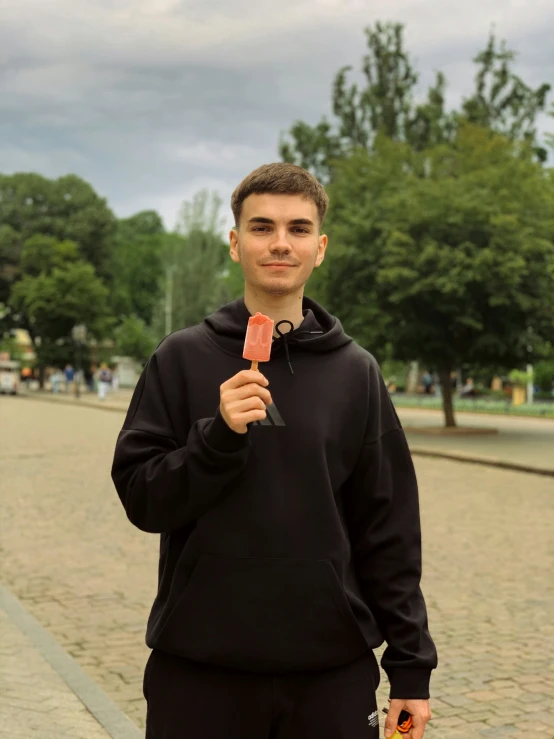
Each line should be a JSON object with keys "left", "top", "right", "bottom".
{"left": 254, "top": 403, "right": 285, "bottom": 427}
{"left": 368, "top": 711, "right": 379, "bottom": 728}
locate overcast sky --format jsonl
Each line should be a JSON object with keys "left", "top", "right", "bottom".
{"left": 2, "top": 0, "right": 553, "bottom": 231}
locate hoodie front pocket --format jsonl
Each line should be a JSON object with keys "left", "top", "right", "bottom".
{"left": 156, "top": 555, "right": 367, "bottom": 672}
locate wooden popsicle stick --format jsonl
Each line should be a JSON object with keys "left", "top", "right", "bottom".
{"left": 251, "top": 360, "right": 259, "bottom": 371}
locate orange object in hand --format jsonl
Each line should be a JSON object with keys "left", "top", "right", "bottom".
{"left": 243, "top": 312, "right": 274, "bottom": 370}
{"left": 397, "top": 713, "right": 413, "bottom": 733}
{"left": 384, "top": 708, "right": 413, "bottom": 737}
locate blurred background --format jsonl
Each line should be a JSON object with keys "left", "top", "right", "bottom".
{"left": 1, "top": 2, "right": 553, "bottom": 738}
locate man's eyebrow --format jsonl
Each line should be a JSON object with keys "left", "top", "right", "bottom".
{"left": 290, "top": 218, "right": 315, "bottom": 226}
{"left": 248, "top": 217, "right": 274, "bottom": 224}
{"left": 247, "top": 216, "right": 315, "bottom": 226}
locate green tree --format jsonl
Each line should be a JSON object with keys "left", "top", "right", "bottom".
{"left": 0, "top": 172, "right": 117, "bottom": 334}
{"left": 280, "top": 21, "right": 450, "bottom": 181}
{"left": 220, "top": 260, "right": 246, "bottom": 303}
{"left": 461, "top": 35, "right": 551, "bottom": 160}
{"left": 280, "top": 23, "right": 551, "bottom": 180}
{"left": 114, "top": 315, "right": 156, "bottom": 365}
{"left": 322, "top": 125, "right": 554, "bottom": 426}
{"left": 108, "top": 210, "right": 165, "bottom": 325}
{"left": 160, "top": 191, "right": 229, "bottom": 335}
{"left": 0, "top": 224, "right": 21, "bottom": 321}
{"left": 9, "top": 235, "right": 111, "bottom": 379}
{"left": 545, "top": 102, "right": 554, "bottom": 152}
{"left": 0, "top": 172, "right": 116, "bottom": 275}
{"left": 534, "top": 358, "right": 554, "bottom": 393}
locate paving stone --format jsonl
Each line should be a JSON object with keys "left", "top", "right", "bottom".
{"left": 0, "top": 609, "right": 111, "bottom": 738}
{"left": 1, "top": 396, "right": 553, "bottom": 734}
{"left": 467, "top": 691, "right": 503, "bottom": 702}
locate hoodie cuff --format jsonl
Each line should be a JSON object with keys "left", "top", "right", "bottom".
{"left": 202, "top": 409, "right": 251, "bottom": 453}
{"left": 389, "top": 669, "right": 432, "bottom": 700}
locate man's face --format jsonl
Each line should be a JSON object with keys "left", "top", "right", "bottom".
{"left": 229, "top": 193, "right": 327, "bottom": 297}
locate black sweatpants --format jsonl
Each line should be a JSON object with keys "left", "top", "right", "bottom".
{"left": 144, "top": 648, "right": 381, "bottom": 739}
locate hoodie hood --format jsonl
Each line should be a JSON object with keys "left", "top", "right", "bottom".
{"left": 203, "top": 296, "right": 353, "bottom": 374}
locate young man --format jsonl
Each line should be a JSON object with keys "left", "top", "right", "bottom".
{"left": 112, "top": 163, "right": 437, "bottom": 739}
{"left": 98, "top": 363, "right": 113, "bottom": 401}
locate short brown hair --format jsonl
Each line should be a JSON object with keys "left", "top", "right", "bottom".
{"left": 231, "top": 163, "right": 329, "bottom": 228}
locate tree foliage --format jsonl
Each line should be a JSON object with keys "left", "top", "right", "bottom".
{"left": 280, "top": 22, "right": 551, "bottom": 181}
{"left": 0, "top": 172, "right": 116, "bottom": 276}
{"left": 114, "top": 315, "right": 156, "bottom": 365}
{"left": 545, "top": 102, "right": 554, "bottom": 153}
{"left": 0, "top": 173, "right": 117, "bottom": 336}
{"left": 461, "top": 35, "right": 551, "bottom": 160}
{"left": 9, "top": 235, "right": 111, "bottom": 369}
{"left": 322, "top": 125, "right": 554, "bottom": 425}
{"left": 159, "top": 190, "right": 230, "bottom": 334}
{"left": 108, "top": 210, "right": 165, "bottom": 325}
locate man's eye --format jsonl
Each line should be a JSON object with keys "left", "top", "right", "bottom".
{"left": 293, "top": 228, "right": 309, "bottom": 233}
{"left": 253, "top": 226, "right": 268, "bottom": 232}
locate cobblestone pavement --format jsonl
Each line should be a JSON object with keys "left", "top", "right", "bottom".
{"left": 398, "top": 408, "right": 554, "bottom": 473}
{"left": 0, "top": 607, "right": 111, "bottom": 738}
{"left": 1, "top": 395, "right": 553, "bottom": 737}
{"left": 24, "top": 387, "right": 554, "bottom": 473}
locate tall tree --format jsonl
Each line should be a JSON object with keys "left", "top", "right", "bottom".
{"left": 9, "top": 235, "right": 111, "bottom": 379}
{"left": 0, "top": 172, "right": 116, "bottom": 334}
{"left": 108, "top": 210, "right": 165, "bottom": 325}
{"left": 322, "top": 125, "right": 554, "bottom": 426}
{"left": 114, "top": 315, "right": 156, "bottom": 366}
{"left": 160, "top": 191, "right": 229, "bottom": 334}
{"left": 279, "top": 23, "right": 551, "bottom": 180}
{"left": 279, "top": 22, "right": 454, "bottom": 181}
{"left": 0, "top": 224, "right": 21, "bottom": 317}
{"left": 545, "top": 102, "right": 554, "bottom": 153}
{"left": 461, "top": 35, "right": 551, "bottom": 160}
{"left": 0, "top": 172, "right": 116, "bottom": 276}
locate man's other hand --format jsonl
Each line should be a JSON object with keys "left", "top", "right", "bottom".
{"left": 384, "top": 698, "right": 432, "bottom": 738}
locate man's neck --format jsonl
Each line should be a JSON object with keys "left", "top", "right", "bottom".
{"left": 243, "top": 285, "right": 305, "bottom": 336}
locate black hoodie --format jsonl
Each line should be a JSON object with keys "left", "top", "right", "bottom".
{"left": 111, "top": 297, "right": 437, "bottom": 699}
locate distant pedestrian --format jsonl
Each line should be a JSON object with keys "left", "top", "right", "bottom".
{"left": 97, "top": 363, "right": 112, "bottom": 401}
{"left": 422, "top": 371, "right": 433, "bottom": 394}
{"left": 84, "top": 367, "right": 94, "bottom": 393}
{"left": 64, "top": 364, "right": 75, "bottom": 393}
{"left": 51, "top": 369, "right": 62, "bottom": 394}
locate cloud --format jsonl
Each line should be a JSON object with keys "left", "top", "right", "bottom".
{"left": 1, "top": 0, "right": 553, "bottom": 230}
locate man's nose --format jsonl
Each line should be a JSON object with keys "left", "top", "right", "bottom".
{"left": 269, "top": 229, "right": 292, "bottom": 253}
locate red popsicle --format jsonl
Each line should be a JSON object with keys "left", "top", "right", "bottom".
{"left": 243, "top": 312, "right": 274, "bottom": 370}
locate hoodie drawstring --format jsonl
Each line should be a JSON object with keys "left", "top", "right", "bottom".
{"left": 275, "top": 320, "right": 295, "bottom": 375}
{"left": 274, "top": 320, "right": 325, "bottom": 376}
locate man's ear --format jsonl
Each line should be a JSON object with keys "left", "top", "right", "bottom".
{"left": 315, "top": 233, "right": 328, "bottom": 268}
{"left": 229, "top": 228, "right": 240, "bottom": 264}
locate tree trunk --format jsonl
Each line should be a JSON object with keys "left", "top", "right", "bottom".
{"left": 27, "top": 331, "right": 45, "bottom": 390}
{"left": 38, "top": 364, "right": 46, "bottom": 390}
{"left": 439, "top": 366, "right": 457, "bottom": 427}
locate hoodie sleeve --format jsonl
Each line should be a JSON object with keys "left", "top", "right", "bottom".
{"left": 111, "top": 350, "right": 251, "bottom": 534}
{"left": 343, "top": 360, "right": 437, "bottom": 700}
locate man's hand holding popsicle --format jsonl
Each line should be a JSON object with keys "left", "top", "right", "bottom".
{"left": 219, "top": 312, "right": 274, "bottom": 434}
